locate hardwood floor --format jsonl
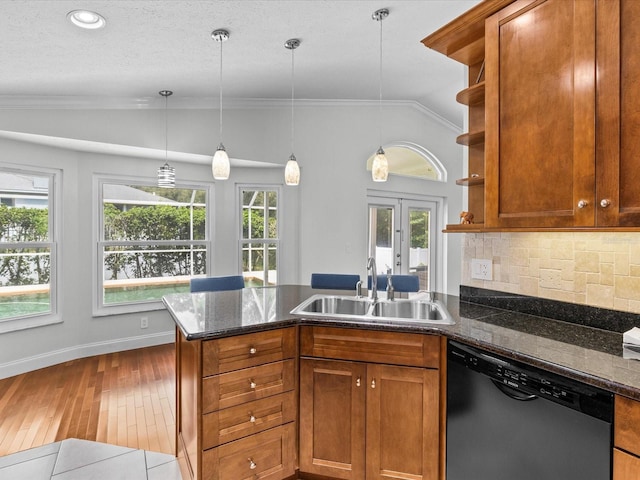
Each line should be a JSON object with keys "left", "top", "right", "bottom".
{"left": 0, "top": 343, "right": 176, "bottom": 458}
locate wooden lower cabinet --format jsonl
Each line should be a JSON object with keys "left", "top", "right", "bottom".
{"left": 299, "top": 357, "right": 440, "bottom": 480}
{"left": 614, "top": 395, "right": 640, "bottom": 480}
{"left": 299, "top": 359, "right": 366, "bottom": 479}
{"left": 203, "top": 423, "right": 296, "bottom": 480}
{"left": 176, "top": 326, "right": 297, "bottom": 480}
{"left": 366, "top": 364, "right": 439, "bottom": 480}
{"left": 614, "top": 449, "right": 640, "bottom": 480}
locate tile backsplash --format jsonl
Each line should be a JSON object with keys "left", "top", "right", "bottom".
{"left": 462, "top": 232, "right": 640, "bottom": 314}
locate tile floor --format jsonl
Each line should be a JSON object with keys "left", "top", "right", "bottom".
{"left": 0, "top": 438, "right": 182, "bottom": 480}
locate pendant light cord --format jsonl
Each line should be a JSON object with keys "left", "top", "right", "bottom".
{"left": 378, "top": 14, "right": 383, "bottom": 148}
{"left": 219, "top": 38, "right": 223, "bottom": 143}
{"left": 164, "top": 94, "right": 169, "bottom": 161}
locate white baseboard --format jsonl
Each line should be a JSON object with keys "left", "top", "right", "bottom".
{"left": 0, "top": 330, "right": 175, "bottom": 380}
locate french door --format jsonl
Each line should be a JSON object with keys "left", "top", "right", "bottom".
{"left": 367, "top": 195, "right": 440, "bottom": 292}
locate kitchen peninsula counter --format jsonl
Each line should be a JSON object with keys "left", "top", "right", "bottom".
{"left": 163, "top": 284, "right": 640, "bottom": 400}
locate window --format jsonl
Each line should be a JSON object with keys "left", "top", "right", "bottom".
{"left": 97, "top": 179, "right": 210, "bottom": 313}
{"left": 240, "top": 186, "right": 280, "bottom": 286}
{"left": 0, "top": 166, "right": 59, "bottom": 332}
{"left": 366, "top": 142, "right": 447, "bottom": 181}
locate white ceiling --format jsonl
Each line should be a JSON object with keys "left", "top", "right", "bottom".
{"left": 1, "top": 0, "right": 480, "bottom": 127}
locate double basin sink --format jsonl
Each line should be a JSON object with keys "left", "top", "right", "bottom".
{"left": 290, "top": 293, "right": 454, "bottom": 325}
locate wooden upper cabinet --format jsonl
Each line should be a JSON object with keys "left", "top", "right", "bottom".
{"left": 484, "top": 0, "right": 597, "bottom": 228}
{"left": 483, "top": 0, "right": 640, "bottom": 229}
{"left": 596, "top": 0, "right": 640, "bottom": 226}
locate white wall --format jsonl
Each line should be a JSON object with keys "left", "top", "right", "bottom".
{"left": 0, "top": 102, "right": 462, "bottom": 377}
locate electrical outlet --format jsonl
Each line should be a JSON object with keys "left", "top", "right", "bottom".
{"left": 140, "top": 316, "right": 148, "bottom": 329}
{"left": 471, "top": 259, "right": 493, "bottom": 280}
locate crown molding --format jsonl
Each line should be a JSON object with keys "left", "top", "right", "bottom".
{"left": 0, "top": 96, "right": 461, "bottom": 132}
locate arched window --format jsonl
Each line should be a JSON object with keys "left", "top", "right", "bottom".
{"left": 366, "top": 142, "right": 446, "bottom": 181}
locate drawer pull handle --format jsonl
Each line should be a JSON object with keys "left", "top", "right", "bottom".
{"left": 577, "top": 200, "right": 588, "bottom": 209}
{"left": 249, "top": 347, "right": 257, "bottom": 355}
{"left": 248, "top": 458, "right": 257, "bottom": 470}
{"left": 250, "top": 380, "right": 257, "bottom": 389}
{"left": 249, "top": 414, "right": 256, "bottom": 423}
{"left": 356, "top": 377, "right": 361, "bottom": 387}
{"left": 600, "top": 198, "right": 611, "bottom": 208}
{"left": 371, "top": 378, "right": 376, "bottom": 389}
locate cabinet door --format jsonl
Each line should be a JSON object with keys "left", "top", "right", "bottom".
{"left": 366, "top": 364, "right": 440, "bottom": 480}
{"left": 299, "top": 358, "right": 366, "bottom": 479}
{"left": 596, "top": 0, "right": 640, "bottom": 226}
{"left": 485, "top": 0, "right": 596, "bottom": 228}
{"left": 614, "top": 395, "right": 640, "bottom": 457}
{"left": 613, "top": 449, "right": 640, "bottom": 480}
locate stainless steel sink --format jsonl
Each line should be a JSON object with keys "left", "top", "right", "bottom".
{"left": 290, "top": 294, "right": 454, "bottom": 325}
{"left": 372, "top": 300, "right": 448, "bottom": 321}
{"left": 298, "top": 295, "right": 371, "bottom": 316}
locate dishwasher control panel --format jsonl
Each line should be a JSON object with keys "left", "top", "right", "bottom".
{"left": 448, "top": 341, "right": 613, "bottom": 422}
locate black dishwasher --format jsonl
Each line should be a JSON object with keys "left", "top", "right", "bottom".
{"left": 446, "top": 341, "right": 613, "bottom": 480}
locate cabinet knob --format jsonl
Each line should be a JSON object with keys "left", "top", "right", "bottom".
{"left": 250, "top": 380, "right": 257, "bottom": 389}
{"left": 248, "top": 458, "right": 257, "bottom": 470}
{"left": 356, "top": 377, "right": 361, "bottom": 387}
{"left": 249, "top": 347, "right": 257, "bottom": 355}
{"left": 249, "top": 414, "right": 256, "bottom": 423}
{"left": 371, "top": 378, "right": 376, "bottom": 389}
{"left": 577, "top": 200, "right": 588, "bottom": 209}
{"left": 600, "top": 199, "right": 611, "bottom": 208}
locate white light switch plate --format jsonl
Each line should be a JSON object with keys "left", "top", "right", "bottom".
{"left": 471, "top": 259, "right": 493, "bottom": 280}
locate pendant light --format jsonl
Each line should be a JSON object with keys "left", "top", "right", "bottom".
{"left": 157, "top": 90, "right": 175, "bottom": 188}
{"left": 284, "top": 38, "right": 301, "bottom": 186}
{"left": 371, "top": 8, "right": 389, "bottom": 182}
{"left": 211, "top": 29, "right": 231, "bottom": 180}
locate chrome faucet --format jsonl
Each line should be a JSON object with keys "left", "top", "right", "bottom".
{"left": 367, "top": 256, "right": 378, "bottom": 301}
{"left": 386, "top": 267, "right": 394, "bottom": 301}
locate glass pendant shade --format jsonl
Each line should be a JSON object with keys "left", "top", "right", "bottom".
{"left": 372, "top": 147, "right": 389, "bottom": 182}
{"left": 212, "top": 143, "right": 230, "bottom": 180}
{"left": 157, "top": 162, "right": 176, "bottom": 188}
{"left": 285, "top": 154, "right": 300, "bottom": 186}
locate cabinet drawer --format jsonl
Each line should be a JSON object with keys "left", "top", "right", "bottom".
{"left": 202, "top": 423, "right": 296, "bottom": 480}
{"left": 203, "top": 360, "right": 295, "bottom": 413}
{"left": 613, "top": 448, "right": 640, "bottom": 480}
{"left": 300, "top": 326, "right": 440, "bottom": 368}
{"left": 203, "top": 327, "right": 296, "bottom": 377}
{"left": 203, "top": 391, "right": 296, "bottom": 449}
{"left": 615, "top": 395, "right": 640, "bottom": 456}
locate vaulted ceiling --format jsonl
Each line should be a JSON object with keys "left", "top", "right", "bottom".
{"left": 2, "top": 1, "right": 480, "bottom": 127}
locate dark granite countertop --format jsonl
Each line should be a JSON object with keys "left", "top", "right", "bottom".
{"left": 162, "top": 285, "right": 640, "bottom": 401}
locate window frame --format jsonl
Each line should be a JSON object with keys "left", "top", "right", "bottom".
{"left": 93, "top": 175, "right": 213, "bottom": 316}
{"left": 237, "top": 184, "right": 282, "bottom": 287}
{"left": 0, "top": 163, "right": 61, "bottom": 333}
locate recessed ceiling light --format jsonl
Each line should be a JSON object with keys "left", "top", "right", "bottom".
{"left": 67, "top": 10, "right": 106, "bottom": 30}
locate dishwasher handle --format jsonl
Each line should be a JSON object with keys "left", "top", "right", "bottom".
{"left": 491, "top": 379, "right": 538, "bottom": 401}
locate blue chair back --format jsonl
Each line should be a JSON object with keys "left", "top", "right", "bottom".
{"left": 368, "top": 274, "right": 419, "bottom": 292}
{"left": 190, "top": 275, "right": 245, "bottom": 293}
{"left": 311, "top": 273, "right": 361, "bottom": 291}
